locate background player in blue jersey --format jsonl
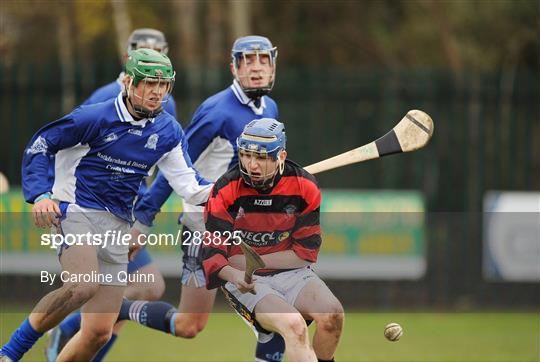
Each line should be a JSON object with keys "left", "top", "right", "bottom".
{"left": 0, "top": 49, "right": 212, "bottom": 362}
{"left": 44, "top": 28, "right": 176, "bottom": 362}
{"left": 115, "top": 36, "right": 287, "bottom": 362}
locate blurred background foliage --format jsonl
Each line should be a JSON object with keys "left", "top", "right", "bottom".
{"left": 2, "top": 1, "right": 537, "bottom": 71}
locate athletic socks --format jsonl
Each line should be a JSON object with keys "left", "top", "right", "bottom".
{"left": 1, "top": 318, "right": 43, "bottom": 361}
{"left": 255, "top": 332, "right": 286, "bottom": 362}
{"left": 58, "top": 311, "right": 82, "bottom": 337}
{"left": 118, "top": 299, "right": 177, "bottom": 335}
{"left": 92, "top": 333, "right": 117, "bottom": 362}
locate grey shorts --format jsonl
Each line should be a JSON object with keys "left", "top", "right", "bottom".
{"left": 55, "top": 204, "right": 130, "bottom": 286}
{"left": 222, "top": 267, "right": 321, "bottom": 334}
{"left": 224, "top": 267, "right": 320, "bottom": 313}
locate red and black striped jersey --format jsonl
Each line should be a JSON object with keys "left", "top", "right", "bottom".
{"left": 202, "top": 160, "right": 322, "bottom": 289}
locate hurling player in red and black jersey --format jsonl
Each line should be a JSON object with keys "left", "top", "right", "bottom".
{"left": 202, "top": 118, "right": 344, "bottom": 362}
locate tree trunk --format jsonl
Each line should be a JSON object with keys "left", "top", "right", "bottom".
{"left": 111, "top": 0, "right": 132, "bottom": 61}
{"left": 57, "top": 2, "right": 75, "bottom": 114}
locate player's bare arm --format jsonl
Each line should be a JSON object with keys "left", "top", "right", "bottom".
{"left": 218, "top": 265, "right": 255, "bottom": 293}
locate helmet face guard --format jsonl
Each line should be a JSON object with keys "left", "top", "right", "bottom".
{"left": 237, "top": 118, "right": 286, "bottom": 191}
{"left": 126, "top": 76, "right": 175, "bottom": 118}
{"left": 125, "top": 49, "right": 176, "bottom": 118}
{"left": 238, "top": 149, "right": 283, "bottom": 190}
{"left": 231, "top": 36, "right": 278, "bottom": 99}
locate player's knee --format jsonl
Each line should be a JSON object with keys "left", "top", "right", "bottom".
{"left": 317, "top": 306, "right": 344, "bottom": 336}
{"left": 82, "top": 326, "right": 113, "bottom": 348}
{"left": 281, "top": 315, "right": 309, "bottom": 344}
{"left": 142, "top": 276, "right": 166, "bottom": 301}
{"left": 175, "top": 325, "right": 200, "bottom": 339}
{"left": 66, "top": 282, "right": 100, "bottom": 305}
{"left": 174, "top": 315, "right": 207, "bottom": 339}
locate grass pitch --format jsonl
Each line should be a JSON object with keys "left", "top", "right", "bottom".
{"left": 1, "top": 310, "right": 538, "bottom": 361}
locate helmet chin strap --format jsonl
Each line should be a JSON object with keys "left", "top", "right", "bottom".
{"left": 244, "top": 87, "right": 270, "bottom": 99}
{"left": 233, "top": 65, "right": 275, "bottom": 100}
{"left": 126, "top": 78, "right": 164, "bottom": 119}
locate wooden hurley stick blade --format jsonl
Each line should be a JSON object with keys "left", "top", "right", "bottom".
{"left": 393, "top": 109, "right": 434, "bottom": 152}
{"left": 239, "top": 241, "right": 265, "bottom": 294}
{"left": 303, "top": 109, "right": 434, "bottom": 175}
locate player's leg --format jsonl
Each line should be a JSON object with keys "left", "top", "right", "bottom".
{"left": 172, "top": 233, "right": 216, "bottom": 337}
{"left": 57, "top": 209, "right": 130, "bottom": 361}
{"left": 172, "top": 283, "right": 216, "bottom": 338}
{"left": 115, "top": 267, "right": 216, "bottom": 339}
{"left": 254, "top": 295, "right": 317, "bottom": 362}
{"left": 222, "top": 278, "right": 316, "bottom": 362}
{"left": 124, "top": 249, "right": 165, "bottom": 300}
{"left": 98, "top": 254, "right": 165, "bottom": 359}
{"left": 1, "top": 243, "right": 100, "bottom": 361}
{"left": 45, "top": 248, "right": 164, "bottom": 361}
{"left": 56, "top": 284, "right": 125, "bottom": 361}
{"left": 117, "top": 227, "right": 217, "bottom": 338}
{"left": 293, "top": 276, "right": 344, "bottom": 361}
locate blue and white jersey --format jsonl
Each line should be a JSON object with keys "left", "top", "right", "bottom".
{"left": 134, "top": 80, "right": 279, "bottom": 227}
{"left": 82, "top": 73, "right": 177, "bottom": 118}
{"left": 22, "top": 93, "right": 211, "bottom": 222}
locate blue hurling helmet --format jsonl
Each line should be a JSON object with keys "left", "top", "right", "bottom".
{"left": 231, "top": 35, "right": 278, "bottom": 99}
{"left": 237, "top": 118, "right": 286, "bottom": 190}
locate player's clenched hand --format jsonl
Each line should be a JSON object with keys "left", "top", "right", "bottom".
{"left": 32, "top": 198, "right": 61, "bottom": 228}
{"left": 233, "top": 277, "right": 256, "bottom": 294}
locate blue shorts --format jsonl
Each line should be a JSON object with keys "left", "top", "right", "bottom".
{"left": 127, "top": 246, "right": 153, "bottom": 274}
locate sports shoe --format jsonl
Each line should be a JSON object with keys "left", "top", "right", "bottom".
{"left": 45, "top": 327, "right": 69, "bottom": 362}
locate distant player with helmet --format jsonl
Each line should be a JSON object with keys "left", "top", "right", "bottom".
{"left": 44, "top": 28, "right": 176, "bottom": 362}
{"left": 0, "top": 49, "right": 211, "bottom": 362}
{"left": 116, "top": 35, "right": 288, "bottom": 361}
{"left": 203, "top": 118, "right": 344, "bottom": 362}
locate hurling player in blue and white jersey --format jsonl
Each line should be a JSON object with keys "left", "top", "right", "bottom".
{"left": 115, "top": 36, "right": 287, "bottom": 362}
{"left": 83, "top": 28, "right": 177, "bottom": 118}
{"left": 0, "top": 49, "right": 211, "bottom": 362}
{"left": 44, "top": 29, "right": 175, "bottom": 362}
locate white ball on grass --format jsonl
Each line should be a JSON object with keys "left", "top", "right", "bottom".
{"left": 384, "top": 322, "right": 403, "bottom": 341}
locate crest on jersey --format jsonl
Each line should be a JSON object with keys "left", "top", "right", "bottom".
{"left": 26, "top": 136, "right": 48, "bottom": 155}
{"left": 284, "top": 204, "right": 297, "bottom": 215}
{"left": 145, "top": 134, "right": 159, "bottom": 150}
{"left": 235, "top": 206, "right": 245, "bottom": 220}
{"left": 278, "top": 231, "right": 290, "bottom": 242}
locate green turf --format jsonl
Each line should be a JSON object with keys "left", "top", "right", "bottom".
{"left": 1, "top": 311, "right": 538, "bottom": 361}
